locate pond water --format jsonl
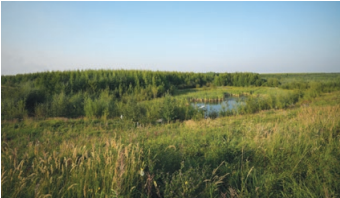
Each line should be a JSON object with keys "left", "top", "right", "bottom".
{"left": 191, "top": 97, "right": 246, "bottom": 117}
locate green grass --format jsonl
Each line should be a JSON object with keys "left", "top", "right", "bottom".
{"left": 260, "top": 73, "right": 340, "bottom": 84}
{"left": 2, "top": 89, "right": 340, "bottom": 197}
{"left": 174, "top": 86, "right": 293, "bottom": 100}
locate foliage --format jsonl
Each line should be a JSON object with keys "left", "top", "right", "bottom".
{"left": 1, "top": 98, "right": 27, "bottom": 120}
{"left": 2, "top": 70, "right": 264, "bottom": 98}
{"left": 1, "top": 70, "right": 269, "bottom": 121}
{"left": 162, "top": 93, "right": 177, "bottom": 123}
{"left": 239, "top": 90, "right": 300, "bottom": 114}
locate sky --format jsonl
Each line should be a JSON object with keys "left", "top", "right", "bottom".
{"left": 1, "top": 1, "right": 340, "bottom": 75}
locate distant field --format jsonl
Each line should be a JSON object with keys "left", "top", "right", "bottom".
{"left": 260, "top": 73, "right": 340, "bottom": 84}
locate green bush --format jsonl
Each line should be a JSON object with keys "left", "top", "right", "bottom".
{"left": 50, "top": 92, "right": 68, "bottom": 117}
{"left": 1, "top": 99, "right": 27, "bottom": 120}
{"left": 240, "top": 91, "right": 302, "bottom": 114}
{"left": 68, "top": 92, "right": 85, "bottom": 118}
{"left": 162, "top": 93, "right": 177, "bottom": 123}
{"left": 25, "top": 89, "right": 46, "bottom": 116}
{"left": 124, "top": 97, "right": 145, "bottom": 122}
{"left": 34, "top": 103, "right": 49, "bottom": 118}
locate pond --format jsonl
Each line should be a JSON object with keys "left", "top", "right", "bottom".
{"left": 191, "top": 97, "right": 246, "bottom": 117}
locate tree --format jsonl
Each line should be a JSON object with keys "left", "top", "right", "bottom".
{"left": 162, "top": 93, "right": 176, "bottom": 123}
{"left": 152, "top": 86, "right": 158, "bottom": 99}
{"left": 124, "top": 97, "right": 144, "bottom": 122}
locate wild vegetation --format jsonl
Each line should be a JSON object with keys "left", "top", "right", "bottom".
{"left": 1, "top": 71, "right": 340, "bottom": 197}
{"left": 1, "top": 70, "right": 263, "bottom": 121}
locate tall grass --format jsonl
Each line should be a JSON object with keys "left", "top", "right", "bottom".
{"left": 2, "top": 91, "right": 340, "bottom": 197}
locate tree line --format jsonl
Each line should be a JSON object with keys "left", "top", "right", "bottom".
{"left": 2, "top": 70, "right": 264, "bottom": 96}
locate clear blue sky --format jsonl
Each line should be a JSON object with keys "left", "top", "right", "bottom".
{"left": 2, "top": 1, "right": 340, "bottom": 75}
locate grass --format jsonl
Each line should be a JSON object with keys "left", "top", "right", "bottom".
{"left": 174, "top": 86, "right": 293, "bottom": 100}
{"left": 260, "top": 73, "right": 340, "bottom": 84}
{"left": 2, "top": 89, "right": 340, "bottom": 197}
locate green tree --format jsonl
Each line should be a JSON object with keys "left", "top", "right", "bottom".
{"left": 162, "top": 93, "right": 176, "bottom": 123}
{"left": 51, "top": 91, "right": 68, "bottom": 117}
{"left": 124, "top": 97, "right": 145, "bottom": 122}
{"left": 152, "top": 86, "right": 158, "bottom": 99}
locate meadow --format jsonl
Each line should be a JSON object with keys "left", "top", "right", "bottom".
{"left": 1, "top": 71, "right": 340, "bottom": 197}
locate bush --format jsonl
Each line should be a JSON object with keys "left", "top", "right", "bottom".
{"left": 25, "top": 89, "right": 46, "bottom": 116}
{"left": 34, "top": 103, "right": 49, "bottom": 118}
{"left": 1, "top": 99, "right": 27, "bottom": 120}
{"left": 240, "top": 91, "right": 302, "bottom": 114}
{"left": 50, "top": 92, "right": 69, "bottom": 117}
{"left": 144, "top": 102, "right": 162, "bottom": 123}
{"left": 67, "top": 92, "right": 85, "bottom": 118}
{"left": 266, "top": 78, "right": 280, "bottom": 87}
{"left": 162, "top": 93, "right": 177, "bottom": 123}
{"left": 124, "top": 97, "right": 145, "bottom": 122}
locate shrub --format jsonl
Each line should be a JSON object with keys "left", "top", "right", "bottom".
{"left": 25, "top": 89, "right": 46, "bottom": 116}
{"left": 68, "top": 92, "right": 85, "bottom": 118}
{"left": 124, "top": 97, "right": 145, "bottom": 122}
{"left": 162, "top": 93, "right": 177, "bottom": 123}
{"left": 50, "top": 91, "right": 69, "bottom": 117}
{"left": 1, "top": 99, "right": 27, "bottom": 120}
{"left": 34, "top": 103, "right": 49, "bottom": 118}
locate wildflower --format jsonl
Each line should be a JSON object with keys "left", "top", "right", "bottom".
{"left": 140, "top": 168, "right": 144, "bottom": 176}
{"left": 98, "top": 187, "right": 100, "bottom": 190}
{"left": 185, "top": 181, "right": 188, "bottom": 185}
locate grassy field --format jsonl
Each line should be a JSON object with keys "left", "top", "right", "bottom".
{"left": 2, "top": 87, "right": 340, "bottom": 197}
{"left": 260, "top": 73, "right": 340, "bottom": 85}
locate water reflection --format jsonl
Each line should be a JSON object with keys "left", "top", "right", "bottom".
{"left": 191, "top": 97, "right": 246, "bottom": 117}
